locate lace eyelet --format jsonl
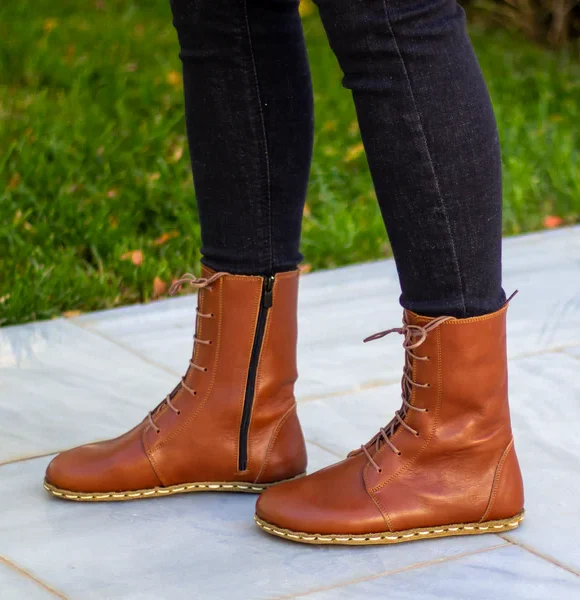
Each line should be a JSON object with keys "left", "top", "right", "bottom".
{"left": 211, "top": 313, "right": 215, "bottom": 318}
{"left": 397, "top": 451, "right": 402, "bottom": 456}
{"left": 415, "top": 431, "right": 420, "bottom": 437}
{"left": 377, "top": 468, "right": 383, "bottom": 474}
{"left": 203, "top": 367, "right": 208, "bottom": 372}
{"left": 177, "top": 411, "right": 181, "bottom": 415}
{"left": 426, "top": 383, "right": 431, "bottom": 388}
{"left": 156, "top": 429, "right": 161, "bottom": 434}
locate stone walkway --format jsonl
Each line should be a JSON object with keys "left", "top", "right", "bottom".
{"left": 1, "top": 226, "right": 579, "bottom": 599}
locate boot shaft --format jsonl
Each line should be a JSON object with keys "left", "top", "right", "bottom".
{"left": 144, "top": 268, "right": 305, "bottom": 484}
{"left": 364, "top": 304, "right": 523, "bottom": 529}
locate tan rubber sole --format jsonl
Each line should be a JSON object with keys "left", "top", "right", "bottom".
{"left": 254, "top": 510, "right": 525, "bottom": 545}
{"left": 43, "top": 473, "right": 305, "bottom": 502}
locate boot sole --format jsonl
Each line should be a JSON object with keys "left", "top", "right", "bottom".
{"left": 43, "top": 473, "right": 306, "bottom": 502}
{"left": 254, "top": 510, "right": 525, "bottom": 545}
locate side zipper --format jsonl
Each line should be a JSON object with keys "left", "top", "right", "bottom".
{"left": 238, "top": 275, "right": 274, "bottom": 472}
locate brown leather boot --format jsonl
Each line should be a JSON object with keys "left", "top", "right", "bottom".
{"left": 44, "top": 268, "right": 307, "bottom": 501}
{"left": 255, "top": 303, "right": 524, "bottom": 544}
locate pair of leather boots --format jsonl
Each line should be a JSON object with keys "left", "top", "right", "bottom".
{"left": 44, "top": 269, "right": 524, "bottom": 545}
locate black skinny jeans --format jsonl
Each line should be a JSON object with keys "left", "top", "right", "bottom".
{"left": 169, "top": 0, "right": 506, "bottom": 318}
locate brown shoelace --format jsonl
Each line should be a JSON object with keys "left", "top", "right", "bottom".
{"left": 359, "top": 315, "right": 453, "bottom": 472}
{"left": 147, "top": 271, "right": 227, "bottom": 434}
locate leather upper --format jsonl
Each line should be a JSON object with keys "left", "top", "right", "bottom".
{"left": 46, "top": 268, "right": 307, "bottom": 493}
{"left": 256, "top": 304, "right": 524, "bottom": 534}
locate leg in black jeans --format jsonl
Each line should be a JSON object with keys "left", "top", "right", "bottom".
{"left": 169, "top": 0, "right": 313, "bottom": 276}
{"left": 169, "top": 0, "right": 505, "bottom": 318}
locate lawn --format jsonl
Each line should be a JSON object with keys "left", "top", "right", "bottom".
{"left": 1, "top": 0, "right": 579, "bottom": 326}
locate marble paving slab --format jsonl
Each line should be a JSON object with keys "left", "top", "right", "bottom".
{"left": 0, "top": 227, "right": 579, "bottom": 598}
{"left": 296, "top": 352, "right": 580, "bottom": 575}
{"left": 0, "top": 319, "right": 176, "bottom": 464}
{"left": 0, "top": 452, "right": 502, "bottom": 600}
{"left": 0, "top": 562, "right": 59, "bottom": 600}
{"left": 303, "top": 544, "right": 580, "bottom": 600}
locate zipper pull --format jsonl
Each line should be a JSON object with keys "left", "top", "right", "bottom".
{"left": 263, "top": 276, "right": 274, "bottom": 308}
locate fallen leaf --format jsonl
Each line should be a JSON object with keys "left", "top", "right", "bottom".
{"left": 107, "top": 188, "right": 118, "bottom": 198}
{"left": 153, "top": 230, "right": 179, "bottom": 246}
{"left": 63, "top": 310, "right": 82, "bottom": 318}
{"left": 344, "top": 142, "right": 365, "bottom": 163}
{"left": 171, "top": 145, "right": 184, "bottom": 162}
{"left": 299, "top": 263, "right": 312, "bottom": 274}
{"left": 167, "top": 71, "right": 182, "bottom": 87}
{"left": 121, "top": 250, "right": 144, "bottom": 265}
{"left": 303, "top": 204, "right": 311, "bottom": 217}
{"left": 147, "top": 172, "right": 160, "bottom": 183}
{"left": 348, "top": 120, "right": 359, "bottom": 135}
{"left": 153, "top": 276, "right": 168, "bottom": 298}
{"left": 43, "top": 18, "right": 58, "bottom": 32}
{"left": 0, "top": 294, "right": 10, "bottom": 304}
{"left": 322, "top": 121, "right": 337, "bottom": 132}
{"left": 543, "top": 215, "right": 563, "bottom": 229}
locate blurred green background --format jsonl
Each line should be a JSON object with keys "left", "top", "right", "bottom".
{"left": 1, "top": 0, "right": 579, "bottom": 326}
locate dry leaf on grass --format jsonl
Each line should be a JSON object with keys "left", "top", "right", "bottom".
{"left": 543, "top": 215, "right": 563, "bottom": 228}
{"left": 167, "top": 71, "right": 182, "bottom": 86}
{"left": 121, "top": 250, "right": 143, "bottom": 265}
{"left": 153, "top": 277, "right": 168, "bottom": 298}
{"left": 153, "top": 231, "right": 179, "bottom": 246}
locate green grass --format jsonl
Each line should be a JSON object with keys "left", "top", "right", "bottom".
{"left": 1, "top": 1, "right": 579, "bottom": 326}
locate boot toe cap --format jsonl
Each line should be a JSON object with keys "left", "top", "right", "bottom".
{"left": 44, "top": 430, "right": 160, "bottom": 495}
{"left": 256, "top": 458, "right": 386, "bottom": 536}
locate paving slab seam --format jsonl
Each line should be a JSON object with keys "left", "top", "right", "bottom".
{"left": 304, "top": 438, "right": 344, "bottom": 459}
{"left": 561, "top": 349, "right": 580, "bottom": 362}
{"left": 500, "top": 534, "right": 580, "bottom": 578}
{"left": 297, "top": 378, "right": 402, "bottom": 405}
{"left": 0, "top": 554, "right": 69, "bottom": 599}
{"left": 269, "top": 541, "right": 510, "bottom": 600}
{"left": 66, "top": 318, "right": 183, "bottom": 377}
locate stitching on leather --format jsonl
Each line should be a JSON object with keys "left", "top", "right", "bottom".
{"left": 255, "top": 513, "right": 524, "bottom": 543}
{"left": 254, "top": 403, "right": 296, "bottom": 484}
{"left": 143, "top": 430, "right": 166, "bottom": 487}
{"left": 408, "top": 303, "right": 508, "bottom": 326}
{"left": 480, "top": 437, "right": 514, "bottom": 522}
{"left": 43, "top": 481, "right": 268, "bottom": 500}
{"left": 274, "top": 270, "right": 299, "bottom": 281}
